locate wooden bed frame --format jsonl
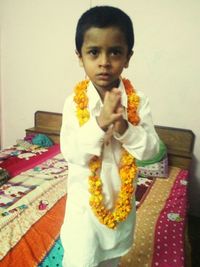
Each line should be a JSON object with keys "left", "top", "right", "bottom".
{"left": 26, "top": 111, "right": 195, "bottom": 170}
{"left": 26, "top": 110, "right": 195, "bottom": 267}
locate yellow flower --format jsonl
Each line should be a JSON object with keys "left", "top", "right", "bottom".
{"left": 89, "top": 157, "right": 101, "bottom": 172}
{"left": 73, "top": 78, "right": 140, "bottom": 229}
{"left": 121, "top": 151, "right": 134, "bottom": 166}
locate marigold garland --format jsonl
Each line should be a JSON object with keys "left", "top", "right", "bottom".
{"left": 73, "top": 78, "right": 140, "bottom": 229}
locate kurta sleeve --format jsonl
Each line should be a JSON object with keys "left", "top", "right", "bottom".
{"left": 60, "top": 95, "right": 105, "bottom": 166}
{"left": 113, "top": 92, "right": 160, "bottom": 161}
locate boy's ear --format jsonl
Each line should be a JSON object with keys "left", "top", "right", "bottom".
{"left": 75, "top": 50, "right": 84, "bottom": 67}
{"left": 124, "top": 50, "right": 134, "bottom": 68}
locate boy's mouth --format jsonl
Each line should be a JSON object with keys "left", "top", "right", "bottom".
{"left": 97, "top": 73, "right": 111, "bottom": 80}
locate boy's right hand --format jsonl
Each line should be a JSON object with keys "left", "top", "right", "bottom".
{"left": 96, "top": 88, "right": 123, "bottom": 131}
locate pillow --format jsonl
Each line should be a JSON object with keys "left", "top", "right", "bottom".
{"left": 138, "top": 155, "right": 168, "bottom": 178}
{"left": 136, "top": 140, "right": 169, "bottom": 178}
{"left": 32, "top": 134, "right": 54, "bottom": 147}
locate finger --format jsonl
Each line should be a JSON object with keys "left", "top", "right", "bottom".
{"left": 104, "top": 91, "right": 110, "bottom": 103}
{"left": 116, "top": 106, "right": 124, "bottom": 114}
{"left": 103, "top": 92, "right": 113, "bottom": 111}
{"left": 111, "top": 113, "right": 123, "bottom": 122}
{"left": 111, "top": 87, "right": 121, "bottom": 96}
{"left": 109, "top": 92, "right": 121, "bottom": 109}
{"left": 114, "top": 120, "right": 120, "bottom": 130}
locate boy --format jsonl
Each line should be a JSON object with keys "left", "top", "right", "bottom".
{"left": 60, "top": 6, "right": 160, "bottom": 267}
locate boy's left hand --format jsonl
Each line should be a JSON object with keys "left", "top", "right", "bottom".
{"left": 114, "top": 106, "right": 128, "bottom": 135}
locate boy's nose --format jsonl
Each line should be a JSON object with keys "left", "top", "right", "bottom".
{"left": 99, "top": 54, "right": 110, "bottom": 67}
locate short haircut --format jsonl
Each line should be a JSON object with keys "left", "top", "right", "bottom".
{"left": 75, "top": 6, "right": 134, "bottom": 55}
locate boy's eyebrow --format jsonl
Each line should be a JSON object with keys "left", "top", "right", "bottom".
{"left": 85, "top": 45, "right": 124, "bottom": 50}
{"left": 109, "top": 46, "right": 124, "bottom": 50}
{"left": 85, "top": 46, "right": 99, "bottom": 49}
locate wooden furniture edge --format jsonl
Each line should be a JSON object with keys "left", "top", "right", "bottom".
{"left": 26, "top": 111, "right": 195, "bottom": 169}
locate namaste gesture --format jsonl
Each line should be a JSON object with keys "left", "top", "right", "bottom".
{"left": 97, "top": 88, "right": 128, "bottom": 135}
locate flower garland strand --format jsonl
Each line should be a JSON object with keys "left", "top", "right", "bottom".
{"left": 73, "top": 78, "right": 140, "bottom": 229}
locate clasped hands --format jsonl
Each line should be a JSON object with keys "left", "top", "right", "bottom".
{"left": 96, "top": 88, "right": 128, "bottom": 135}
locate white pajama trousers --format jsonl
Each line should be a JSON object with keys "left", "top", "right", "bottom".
{"left": 62, "top": 256, "right": 120, "bottom": 267}
{"left": 98, "top": 257, "right": 120, "bottom": 267}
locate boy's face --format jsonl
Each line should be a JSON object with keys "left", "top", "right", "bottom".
{"left": 77, "top": 26, "right": 132, "bottom": 96}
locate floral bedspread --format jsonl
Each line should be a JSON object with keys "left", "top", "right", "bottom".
{"left": 0, "top": 153, "right": 67, "bottom": 267}
{"left": 120, "top": 167, "right": 188, "bottom": 267}
{"left": 0, "top": 144, "right": 187, "bottom": 267}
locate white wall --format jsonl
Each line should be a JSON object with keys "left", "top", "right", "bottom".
{"left": 0, "top": 0, "right": 90, "bottom": 144}
{"left": 0, "top": 0, "right": 200, "bottom": 216}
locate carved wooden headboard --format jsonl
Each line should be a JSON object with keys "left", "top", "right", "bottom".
{"left": 26, "top": 111, "right": 195, "bottom": 170}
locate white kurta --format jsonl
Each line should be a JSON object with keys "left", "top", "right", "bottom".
{"left": 60, "top": 80, "right": 160, "bottom": 267}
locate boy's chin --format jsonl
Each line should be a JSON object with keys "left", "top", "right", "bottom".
{"left": 95, "top": 79, "right": 120, "bottom": 90}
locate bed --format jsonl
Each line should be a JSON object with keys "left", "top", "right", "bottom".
{"left": 0, "top": 111, "right": 195, "bottom": 267}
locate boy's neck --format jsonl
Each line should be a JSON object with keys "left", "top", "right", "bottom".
{"left": 92, "top": 79, "right": 120, "bottom": 101}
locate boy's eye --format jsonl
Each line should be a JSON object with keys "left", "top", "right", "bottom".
{"left": 110, "top": 49, "right": 122, "bottom": 56}
{"left": 88, "top": 49, "right": 99, "bottom": 56}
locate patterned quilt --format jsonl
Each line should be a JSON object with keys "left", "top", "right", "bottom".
{"left": 0, "top": 145, "right": 188, "bottom": 267}
{"left": 0, "top": 152, "right": 67, "bottom": 266}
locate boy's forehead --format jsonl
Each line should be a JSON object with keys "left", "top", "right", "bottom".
{"left": 83, "top": 26, "right": 127, "bottom": 46}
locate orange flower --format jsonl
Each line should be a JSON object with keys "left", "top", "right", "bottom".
{"left": 73, "top": 78, "right": 140, "bottom": 229}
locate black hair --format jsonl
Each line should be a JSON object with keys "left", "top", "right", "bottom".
{"left": 75, "top": 6, "right": 134, "bottom": 55}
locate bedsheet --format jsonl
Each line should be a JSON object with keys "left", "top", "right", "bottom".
{"left": 0, "top": 153, "right": 67, "bottom": 267}
{"left": 0, "top": 143, "right": 60, "bottom": 177}
{"left": 0, "top": 149, "right": 188, "bottom": 267}
{"left": 42, "top": 167, "right": 188, "bottom": 267}
{"left": 39, "top": 175, "right": 155, "bottom": 266}
{"left": 120, "top": 166, "right": 188, "bottom": 267}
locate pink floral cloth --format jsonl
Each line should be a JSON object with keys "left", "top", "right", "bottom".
{"left": 152, "top": 169, "right": 188, "bottom": 267}
{"left": 0, "top": 144, "right": 60, "bottom": 177}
